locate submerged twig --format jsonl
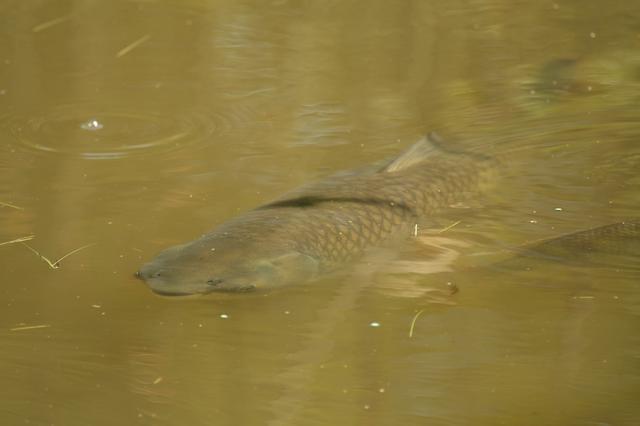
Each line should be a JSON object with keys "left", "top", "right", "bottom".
{"left": 10, "top": 324, "right": 51, "bottom": 332}
{"left": 116, "top": 34, "right": 151, "bottom": 58}
{"left": 408, "top": 309, "right": 426, "bottom": 338}
{"left": 32, "top": 15, "right": 72, "bottom": 33}
{"left": 438, "top": 220, "right": 461, "bottom": 234}
{"left": 0, "top": 235, "right": 34, "bottom": 247}
{"left": 0, "top": 201, "right": 23, "bottom": 210}
{"left": 21, "top": 242, "right": 96, "bottom": 269}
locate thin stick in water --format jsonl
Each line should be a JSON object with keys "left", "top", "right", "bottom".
{"left": 0, "top": 201, "right": 23, "bottom": 210}
{"left": 438, "top": 220, "right": 461, "bottom": 234}
{"left": 10, "top": 324, "right": 51, "bottom": 332}
{"left": 408, "top": 309, "right": 426, "bottom": 338}
{"left": 21, "top": 242, "right": 96, "bottom": 269}
{"left": 32, "top": 15, "right": 72, "bottom": 33}
{"left": 116, "top": 34, "right": 151, "bottom": 58}
{"left": 0, "top": 235, "right": 34, "bottom": 247}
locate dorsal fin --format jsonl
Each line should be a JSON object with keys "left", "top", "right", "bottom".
{"left": 382, "top": 132, "right": 446, "bottom": 173}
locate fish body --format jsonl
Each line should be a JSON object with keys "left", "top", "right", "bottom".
{"left": 491, "top": 219, "right": 640, "bottom": 272}
{"left": 513, "top": 220, "right": 640, "bottom": 262}
{"left": 137, "top": 133, "right": 497, "bottom": 295}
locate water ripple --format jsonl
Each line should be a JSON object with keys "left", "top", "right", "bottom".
{"left": 2, "top": 103, "right": 221, "bottom": 160}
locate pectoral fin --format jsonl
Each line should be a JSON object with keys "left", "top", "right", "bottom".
{"left": 269, "top": 251, "right": 321, "bottom": 284}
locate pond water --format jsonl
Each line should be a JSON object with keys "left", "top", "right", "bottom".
{"left": 1, "top": 0, "right": 639, "bottom": 425}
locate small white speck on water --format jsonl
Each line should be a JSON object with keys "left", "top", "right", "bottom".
{"left": 589, "top": 32, "right": 596, "bottom": 38}
{"left": 587, "top": 85, "right": 593, "bottom": 92}
{"left": 220, "top": 314, "right": 229, "bottom": 319}
{"left": 530, "top": 89, "right": 536, "bottom": 95}
{"left": 283, "top": 310, "right": 290, "bottom": 315}
{"left": 413, "top": 224, "right": 418, "bottom": 237}
{"left": 552, "top": 3, "right": 559, "bottom": 9}
{"left": 363, "top": 404, "right": 370, "bottom": 410}
{"left": 369, "top": 322, "right": 380, "bottom": 328}
{"left": 80, "top": 119, "right": 104, "bottom": 131}
{"left": 0, "top": 89, "right": 6, "bottom": 95}
{"left": 210, "top": 248, "right": 216, "bottom": 251}
{"left": 554, "top": 207, "right": 563, "bottom": 211}
{"left": 198, "top": 323, "right": 203, "bottom": 328}
{"left": 529, "top": 220, "right": 538, "bottom": 224}
{"left": 379, "top": 388, "right": 386, "bottom": 393}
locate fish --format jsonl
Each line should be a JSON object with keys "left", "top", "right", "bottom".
{"left": 136, "top": 133, "right": 497, "bottom": 295}
{"left": 493, "top": 219, "right": 640, "bottom": 270}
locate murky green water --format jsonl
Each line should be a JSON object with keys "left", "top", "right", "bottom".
{"left": 1, "top": 1, "right": 639, "bottom": 425}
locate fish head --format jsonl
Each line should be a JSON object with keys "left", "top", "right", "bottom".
{"left": 136, "top": 237, "right": 319, "bottom": 296}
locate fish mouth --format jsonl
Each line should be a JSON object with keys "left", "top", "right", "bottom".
{"left": 134, "top": 272, "right": 257, "bottom": 295}
{"left": 150, "top": 285, "right": 257, "bottom": 296}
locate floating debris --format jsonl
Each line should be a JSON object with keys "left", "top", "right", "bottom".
{"left": 116, "top": 34, "right": 151, "bottom": 58}
{"left": 10, "top": 324, "right": 51, "bottom": 332}
{"left": 438, "top": 220, "right": 461, "bottom": 234}
{"left": 80, "top": 119, "right": 104, "bottom": 131}
{"left": 369, "top": 322, "right": 380, "bottom": 328}
{"left": 220, "top": 314, "right": 229, "bottom": 319}
{"left": 152, "top": 377, "right": 163, "bottom": 385}
{"left": 21, "top": 242, "right": 96, "bottom": 269}
{"left": 32, "top": 15, "right": 72, "bottom": 33}
{"left": 0, "top": 235, "right": 34, "bottom": 247}
{"left": 408, "top": 309, "right": 426, "bottom": 338}
{"left": 0, "top": 201, "right": 23, "bottom": 210}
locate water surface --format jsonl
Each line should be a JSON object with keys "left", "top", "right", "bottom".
{"left": 1, "top": 1, "right": 639, "bottom": 425}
